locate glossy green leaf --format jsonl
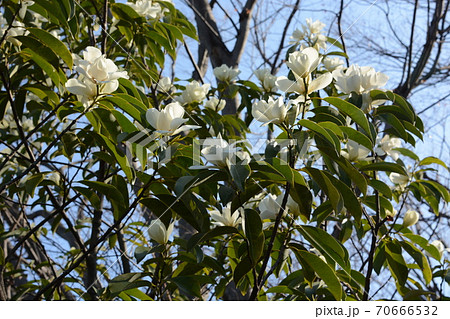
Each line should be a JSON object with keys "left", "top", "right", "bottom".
{"left": 296, "top": 251, "right": 343, "bottom": 300}
{"left": 244, "top": 209, "right": 265, "bottom": 264}
{"left": 324, "top": 97, "right": 372, "bottom": 140}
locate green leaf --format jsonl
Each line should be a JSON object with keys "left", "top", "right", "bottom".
{"left": 324, "top": 97, "right": 372, "bottom": 140}
{"left": 187, "top": 226, "right": 239, "bottom": 251}
{"left": 399, "top": 241, "right": 432, "bottom": 285}
{"left": 296, "top": 225, "right": 350, "bottom": 273}
{"left": 303, "top": 167, "right": 344, "bottom": 214}
{"left": 20, "top": 48, "right": 60, "bottom": 86}
{"left": 80, "top": 181, "right": 126, "bottom": 220}
{"left": 402, "top": 234, "right": 441, "bottom": 261}
{"left": 244, "top": 209, "right": 265, "bottom": 264}
{"left": 290, "top": 183, "right": 313, "bottom": 222}
{"left": 296, "top": 251, "right": 343, "bottom": 300}
{"left": 27, "top": 28, "right": 73, "bottom": 69}
{"left": 298, "top": 119, "right": 340, "bottom": 151}
{"left": 230, "top": 163, "right": 250, "bottom": 191}
{"left": 359, "top": 162, "right": 407, "bottom": 175}
{"left": 104, "top": 96, "right": 145, "bottom": 122}
{"left": 368, "top": 180, "right": 392, "bottom": 200}
{"left": 419, "top": 156, "right": 449, "bottom": 171}
{"left": 326, "top": 36, "right": 344, "bottom": 51}
{"left": 339, "top": 126, "right": 374, "bottom": 150}
{"left": 233, "top": 256, "right": 253, "bottom": 286}
{"left": 385, "top": 240, "right": 408, "bottom": 287}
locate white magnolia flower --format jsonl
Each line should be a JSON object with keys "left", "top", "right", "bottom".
{"left": 286, "top": 47, "right": 322, "bottom": 78}
{"left": 375, "top": 135, "right": 402, "bottom": 161}
{"left": 126, "top": 0, "right": 168, "bottom": 19}
{"left": 323, "top": 57, "right": 344, "bottom": 71}
{"left": 213, "top": 64, "right": 240, "bottom": 82}
{"left": 389, "top": 172, "right": 410, "bottom": 188}
{"left": 333, "top": 65, "right": 389, "bottom": 94}
{"left": 254, "top": 68, "right": 278, "bottom": 92}
{"left": 332, "top": 65, "right": 389, "bottom": 112}
{"left": 304, "top": 18, "right": 326, "bottom": 34}
{"left": 254, "top": 68, "right": 270, "bottom": 82}
{"left": 276, "top": 73, "right": 332, "bottom": 97}
{"left": 402, "top": 210, "right": 419, "bottom": 227}
{"left": 252, "top": 97, "right": 288, "bottom": 125}
{"left": 340, "top": 140, "right": 372, "bottom": 161}
{"left": 210, "top": 203, "right": 242, "bottom": 227}
{"left": 201, "top": 134, "right": 248, "bottom": 168}
{"left": 176, "top": 80, "right": 210, "bottom": 105}
{"left": 66, "top": 46, "right": 128, "bottom": 105}
{"left": 289, "top": 28, "right": 305, "bottom": 44}
{"left": 259, "top": 194, "right": 283, "bottom": 220}
{"left": 204, "top": 97, "right": 226, "bottom": 112}
{"left": 153, "top": 76, "right": 172, "bottom": 93}
{"left": 148, "top": 219, "right": 174, "bottom": 244}
{"left": 146, "top": 102, "right": 198, "bottom": 135}
{"left": 19, "top": 1, "right": 35, "bottom": 19}
{"left": 310, "top": 32, "right": 327, "bottom": 51}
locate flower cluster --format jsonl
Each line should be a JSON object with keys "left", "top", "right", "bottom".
{"left": 290, "top": 18, "right": 327, "bottom": 51}
{"left": 65, "top": 46, "right": 129, "bottom": 106}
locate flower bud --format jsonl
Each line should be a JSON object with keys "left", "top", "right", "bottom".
{"left": 402, "top": 210, "right": 419, "bottom": 227}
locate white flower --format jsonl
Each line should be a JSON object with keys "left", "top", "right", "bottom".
{"left": 286, "top": 47, "right": 322, "bottom": 79}
{"left": 210, "top": 203, "right": 242, "bottom": 227}
{"left": 148, "top": 219, "right": 174, "bottom": 244}
{"left": 276, "top": 73, "right": 332, "bottom": 97}
{"left": 289, "top": 28, "right": 305, "bottom": 44}
{"left": 375, "top": 135, "right": 402, "bottom": 161}
{"left": 252, "top": 97, "right": 288, "bottom": 125}
{"left": 340, "top": 140, "right": 372, "bottom": 161}
{"left": 332, "top": 65, "right": 389, "bottom": 112}
{"left": 204, "top": 97, "right": 226, "bottom": 112}
{"left": 201, "top": 134, "right": 247, "bottom": 168}
{"left": 323, "top": 57, "right": 344, "bottom": 71}
{"left": 389, "top": 172, "right": 410, "bottom": 188}
{"left": 310, "top": 33, "right": 327, "bottom": 51}
{"left": 304, "top": 18, "right": 325, "bottom": 34}
{"left": 126, "top": 0, "right": 168, "bottom": 19}
{"left": 254, "top": 68, "right": 278, "bottom": 93}
{"left": 153, "top": 76, "right": 172, "bottom": 93}
{"left": 19, "top": 1, "right": 35, "bottom": 19}
{"left": 213, "top": 64, "right": 240, "bottom": 82}
{"left": 66, "top": 46, "right": 128, "bottom": 105}
{"left": 333, "top": 65, "right": 386, "bottom": 94}
{"left": 176, "top": 80, "right": 210, "bottom": 105}
{"left": 254, "top": 68, "right": 270, "bottom": 82}
{"left": 146, "top": 102, "right": 198, "bottom": 135}
{"left": 259, "top": 194, "right": 282, "bottom": 220}
{"left": 402, "top": 210, "right": 419, "bottom": 227}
